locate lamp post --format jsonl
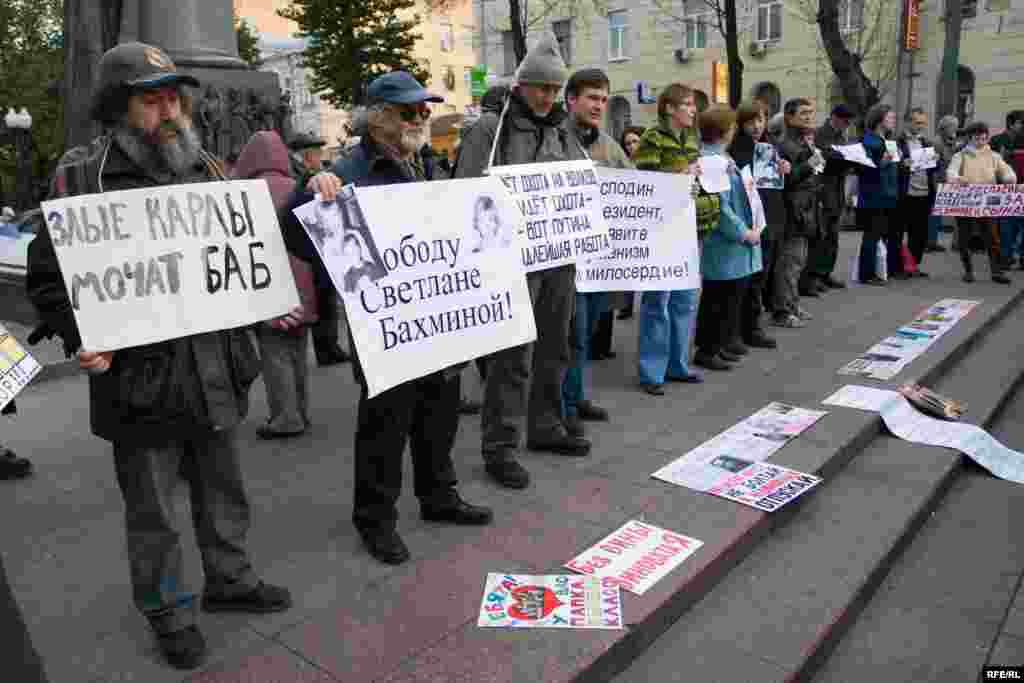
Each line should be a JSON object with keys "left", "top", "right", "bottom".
{"left": 4, "top": 109, "right": 33, "bottom": 212}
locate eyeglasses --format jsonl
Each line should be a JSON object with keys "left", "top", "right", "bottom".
{"left": 390, "top": 104, "right": 431, "bottom": 122}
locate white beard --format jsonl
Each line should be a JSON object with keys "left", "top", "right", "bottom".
{"left": 399, "top": 126, "right": 429, "bottom": 155}
{"left": 115, "top": 120, "right": 203, "bottom": 176}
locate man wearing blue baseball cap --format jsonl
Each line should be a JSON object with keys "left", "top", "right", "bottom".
{"left": 302, "top": 71, "right": 494, "bottom": 567}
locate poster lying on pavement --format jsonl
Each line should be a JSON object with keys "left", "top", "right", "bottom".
{"left": 0, "top": 324, "right": 41, "bottom": 411}
{"left": 824, "top": 385, "right": 1024, "bottom": 485}
{"left": 565, "top": 520, "right": 703, "bottom": 596}
{"left": 838, "top": 299, "right": 980, "bottom": 380}
{"left": 651, "top": 403, "right": 827, "bottom": 509}
{"left": 704, "top": 459, "right": 821, "bottom": 512}
{"left": 478, "top": 574, "right": 622, "bottom": 629}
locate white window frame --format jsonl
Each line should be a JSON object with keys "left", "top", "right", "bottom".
{"left": 838, "top": 0, "right": 864, "bottom": 33}
{"left": 756, "top": 0, "right": 783, "bottom": 44}
{"left": 607, "top": 9, "right": 629, "bottom": 61}
{"left": 552, "top": 19, "right": 573, "bottom": 66}
{"left": 684, "top": 11, "right": 709, "bottom": 49}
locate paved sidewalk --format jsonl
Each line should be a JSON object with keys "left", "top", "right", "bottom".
{"left": 2, "top": 233, "right": 1023, "bottom": 683}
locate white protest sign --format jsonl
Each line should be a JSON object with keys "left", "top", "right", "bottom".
{"left": 576, "top": 169, "right": 700, "bottom": 293}
{"left": 489, "top": 160, "right": 611, "bottom": 273}
{"left": 477, "top": 574, "right": 622, "bottom": 629}
{"left": 295, "top": 178, "right": 535, "bottom": 398}
{"left": 832, "top": 143, "right": 877, "bottom": 168}
{"left": 0, "top": 324, "right": 41, "bottom": 411}
{"left": 885, "top": 140, "right": 902, "bottom": 163}
{"left": 932, "top": 184, "right": 1024, "bottom": 218}
{"left": 705, "top": 460, "right": 821, "bottom": 512}
{"left": 565, "top": 520, "right": 703, "bottom": 596}
{"left": 697, "top": 155, "right": 730, "bottom": 194}
{"left": 825, "top": 386, "right": 1024, "bottom": 485}
{"left": 40, "top": 180, "right": 299, "bottom": 351}
{"left": 910, "top": 147, "right": 938, "bottom": 171}
{"left": 741, "top": 167, "right": 767, "bottom": 235}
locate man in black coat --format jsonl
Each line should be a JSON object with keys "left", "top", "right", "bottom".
{"left": 26, "top": 42, "right": 295, "bottom": 671}
{"left": 809, "top": 104, "right": 853, "bottom": 291}
{"left": 290, "top": 71, "right": 493, "bottom": 566}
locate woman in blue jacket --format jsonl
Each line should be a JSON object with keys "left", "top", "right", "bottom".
{"left": 856, "top": 104, "right": 899, "bottom": 284}
{"left": 694, "top": 105, "right": 764, "bottom": 370}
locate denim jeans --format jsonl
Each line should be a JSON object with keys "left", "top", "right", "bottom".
{"left": 999, "top": 217, "right": 1024, "bottom": 260}
{"left": 927, "top": 215, "right": 943, "bottom": 246}
{"left": 562, "top": 292, "right": 608, "bottom": 418}
{"left": 637, "top": 289, "right": 698, "bottom": 386}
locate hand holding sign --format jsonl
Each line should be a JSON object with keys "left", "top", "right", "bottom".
{"left": 78, "top": 350, "right": 113, "bottom": 375}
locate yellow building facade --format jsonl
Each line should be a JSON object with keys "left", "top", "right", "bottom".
{"left": 475, "top": 0, "right": 1024, "bottom": 139}
{"left": 234, "top": 0, "right": 478, "bottom": 157}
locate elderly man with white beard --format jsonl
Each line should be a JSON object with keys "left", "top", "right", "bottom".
{"left": 27, "top": 43, "right": 298, "bottom": 671}
{"left": 297, "top": 71, "right": 493, "bottom": 567}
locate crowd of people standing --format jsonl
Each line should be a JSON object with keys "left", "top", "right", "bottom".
{"left": 7, "top": 34, "right": 1023, "bottom": 677}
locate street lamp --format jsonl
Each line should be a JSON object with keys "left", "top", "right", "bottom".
{"left": 4, "top": 108, "right": 34, "bottom": 211}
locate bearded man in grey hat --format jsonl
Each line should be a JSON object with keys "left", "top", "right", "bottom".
{"left": 454, "top": 33, "right": 591, "bottom": 489}
{"left": 27, "top": 42, "right": 296, "bottom": 671}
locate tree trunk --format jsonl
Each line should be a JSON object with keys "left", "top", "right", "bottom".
{"left": 816, "top": 0, "right": 879, "bottom": 121}
{"left": 63, "top": 0, "right": 124, "bottom": 151}
{"left": 508, "top": 0, "right": 527, "bottom": 64}
{"left": 936, "top": 0, "right": 962, "bottom": 122}
{"left": 724, "top": 0, "right": 743, "bottom": 107}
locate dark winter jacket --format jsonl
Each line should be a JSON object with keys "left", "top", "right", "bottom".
{"left": 856, "top": 131, "right": 899, "bottom": 210}
{"left": 814, "top": 122, "right": 851, "bottom": 214}
{"left": 281, "top": 135, "right": 442, "bottom": 388}
{"left": 777, "top": 128, "right": 823, "bottom": 239}
{"left": 26, "top": 135, "right": 260, "bottom": 443}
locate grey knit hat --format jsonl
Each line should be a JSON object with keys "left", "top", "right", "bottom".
{"left": 515, "top": 32, "right": 569, "bottom": 87}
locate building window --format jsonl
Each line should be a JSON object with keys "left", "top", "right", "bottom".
{"left": 683, "top": 0, "right": 709, "bottom": 49}
{"left": 608, "top": 10, "right": 628, "bottom": 60}
{"left": 502, "top": 30, "right": 516, "bottom": 75}
{"left": 464, "top": 66, "right": 473, "bottom": 93}
{"left": 962, "top": 0, "right": 978, "bottom": 18}
{"left": 756, "top": 0, "right": 782, "bottom": 43}
{"left": 838, "top": 0, "right": 864, "bottom": 32}
{"left": 440, "top": 20, "right": 454, "bottom": 52}
{"left": 553, "top": 19, "right": 573, "bottom": 65}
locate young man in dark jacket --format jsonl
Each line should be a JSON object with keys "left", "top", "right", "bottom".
{"left": 293, "top": 71, "right": 493, "bottom": 566}
{"left": 776, "top": 98, "right": 824, "bottom": 325}
{"left": 810, "top": 104, "right": 854, "bottom": 291}
{"left": 26, "top": 43, "right": 294, "bottom": 670}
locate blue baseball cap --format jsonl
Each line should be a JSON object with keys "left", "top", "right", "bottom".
{"left": 366, "top": 71, "right": 444, "bottom": 105}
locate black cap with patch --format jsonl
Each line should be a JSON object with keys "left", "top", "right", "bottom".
{"left": 90, "top": 42, "right": 200, "bottom": 123}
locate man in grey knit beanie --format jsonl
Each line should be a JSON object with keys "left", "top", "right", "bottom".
{"left": 454, "top": 32, "right": 591, "bottom": 489}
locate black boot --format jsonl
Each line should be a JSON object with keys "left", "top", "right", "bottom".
{"left": 157, "top": 626, "right": 207, "bottom": 670}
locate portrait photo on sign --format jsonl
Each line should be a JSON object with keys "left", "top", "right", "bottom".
{"left": 752, "top": 142, "right": 784, "bottom": 189}
{"left": 297, "top": 188, "right": 388, "bottom": 296}
{"left": 470, "top": 194, "right": 513, "bottom": 254}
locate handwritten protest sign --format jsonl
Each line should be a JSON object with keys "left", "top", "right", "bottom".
{"left": 910, "top": 147, "right": 938, "bottom": 171}
{"left": 576, "top": 169, "right": 700, "bottom": 293}
{"left": 566, "top": 520, "right": 703, "bottom": 596}
{"left": 489, "top": 160, "right": 611, "bottom": 273}
{"left": 0, "top": 324, "right": 41, "bottom": 411}
{"left": 40, "top": 181, "right": 299, "bottom": 351}
{"left": 932, "top": 184, "right": 1024, "bottom": 217}
{"left": 296, "top": 177, "right": 535, "bottom": 398}
{"left": 477, "top": 573, "right": 622, "bottom": 629}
